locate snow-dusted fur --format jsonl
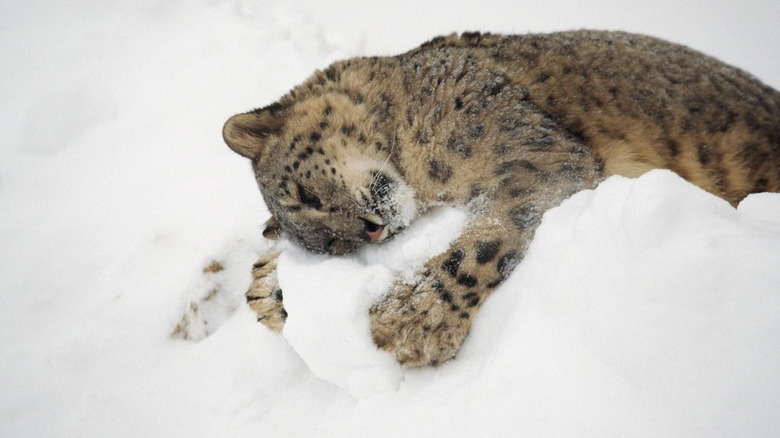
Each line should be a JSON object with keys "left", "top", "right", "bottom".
{"left": 224, "top": 31, "right": 780, "bottom": 366}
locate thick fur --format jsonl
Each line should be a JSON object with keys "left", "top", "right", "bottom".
{"left": 223, "top": 31, "right": 780, "bottom": 366}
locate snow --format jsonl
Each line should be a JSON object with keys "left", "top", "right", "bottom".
{"left": 1, "top": 1, "right": 779, "bottom": 437}
{"left": 279, "top": 207, "right": 469, "bottom": 398}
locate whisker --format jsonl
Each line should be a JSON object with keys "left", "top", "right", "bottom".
{"left": 369, "top": 140, "right": 396, "bottom": 192}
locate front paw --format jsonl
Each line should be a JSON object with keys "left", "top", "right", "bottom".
{"left": 246, "top": 252, "right": 287, "bottom": 332}
{"left": 369, "top": 277, "right": 474, "bottom": 366}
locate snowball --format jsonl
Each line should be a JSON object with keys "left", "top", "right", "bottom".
{"left": 277, "top": 207, "right": 469, "bottom": 397}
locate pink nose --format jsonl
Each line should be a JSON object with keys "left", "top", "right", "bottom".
{"left": 366, "top": 225, "right": 384, "bottom": 243}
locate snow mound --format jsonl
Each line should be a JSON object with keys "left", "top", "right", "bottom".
{"left": 270, "top": 170, "right": 780, "bottom": 435}
{"left": 278, "top": 207, "right": 469, "bottom": 397}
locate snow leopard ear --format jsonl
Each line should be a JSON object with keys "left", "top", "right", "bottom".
{"left": 222, "top": 103, "right": 285, "bottom": 160}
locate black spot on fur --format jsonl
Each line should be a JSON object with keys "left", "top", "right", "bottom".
{"left": 462, "top": 292, "right": 480, "bottom": 307}
{"left": 475, "top": 240, "right": 501, "bottom": 264}
{"left": 709, "top": 105, "right": 735, "bottom": 133}
{"left": 697, "top": 144, "right": 712, "bottom": 166}
{"left": 469, "top": 125, "right": 486, "bottom": 139}
{"left": 743, "top": 112, "right": 760, "bottom": 131}
{"left": 341, "top": 124, "right": 356, "bottom": 136}
{"left": 493, "top": 144, "right": 511, "bottom": 156}
{"left": 666, "top": 139, "right": 680, "bottom": 157}
{"left": 428, "top": 160, "right": 453, "bottom": 183}
{"left": 497, "top": 176, "right": 513, "bottom": 188}
{"left": 441, "top": 249, "right": 464, "bottom": 278}
{"left": 520, "top": 127, "right": 555, "bottom": 149}
{"left": 499, "top": 117, "right": 522, "bottom": 132}
{"left": 488, "top": 81, "right": 505, "bottom": 96}
{"left": 446, "top": 135, "right": 472, "bottom": 158}
{"left": 486, "top": 279, "right": 502, "bottom": 289}
{"left": 536, "top": 72, "right": 552, "bottom": 83}
{"left": 455, "top": 97, "right": 464, "bottom": 110}
{"left": 415, "top": 127, "right": 431, "bottom": 144}
{"left": 556, "top": 162, "right": 584, "bottom": 181}
{"left": 495, "top": 159, "right": 538, "bottom": 176}
{"left": 469, "top": 183, "right": 483, "bottom": 199}
{"left": 457, "top": 274, "right": 477, "bottom": 287}
{"left": 377, "top": 93, "right": 395, "bottom": 119}
{"left": 567, "top": 120, "right": 587, "bottom": 143}
{"left": 754, "top": 178, "right": 768, "bottom": 193}
{"left": 508, "top": 184, "right": 536, "bottom": 199}
{"left": 310, "top": 132, "right": 321, "bottom": 142}
{"left": 346, "top": 91, "right": 364, "bottom": 104}
{"left": 686, "top": 96, "right": 704, "bottom": 115}
{"left": 509, "top": 205, "right": 540, "bottom": 230}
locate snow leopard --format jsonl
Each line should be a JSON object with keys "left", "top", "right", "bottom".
{"left": 222, "top": 31, "right": 780, "bottom": 366}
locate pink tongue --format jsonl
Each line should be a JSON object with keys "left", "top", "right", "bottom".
{"left": 367, "top": 226, "right": 384, "bottom": 243}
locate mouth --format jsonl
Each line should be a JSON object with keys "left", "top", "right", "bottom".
{"left": 360, "top": 214, "right": 389, "bottom": 243}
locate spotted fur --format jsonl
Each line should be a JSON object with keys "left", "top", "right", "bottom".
{"left": 223, "top": 31, "right": 780, "bottom": 366}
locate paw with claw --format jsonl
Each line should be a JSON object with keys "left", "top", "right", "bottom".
{"left": 246, "top": 252, "right": 287, "bottom": 331}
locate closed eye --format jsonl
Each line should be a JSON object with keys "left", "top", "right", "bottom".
{"left": 297, "top": 184, "right": 322, "bottom": 209}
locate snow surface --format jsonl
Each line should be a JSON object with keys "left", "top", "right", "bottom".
{"left": 1, "top": 1, "right": 779, "bottom": 437}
